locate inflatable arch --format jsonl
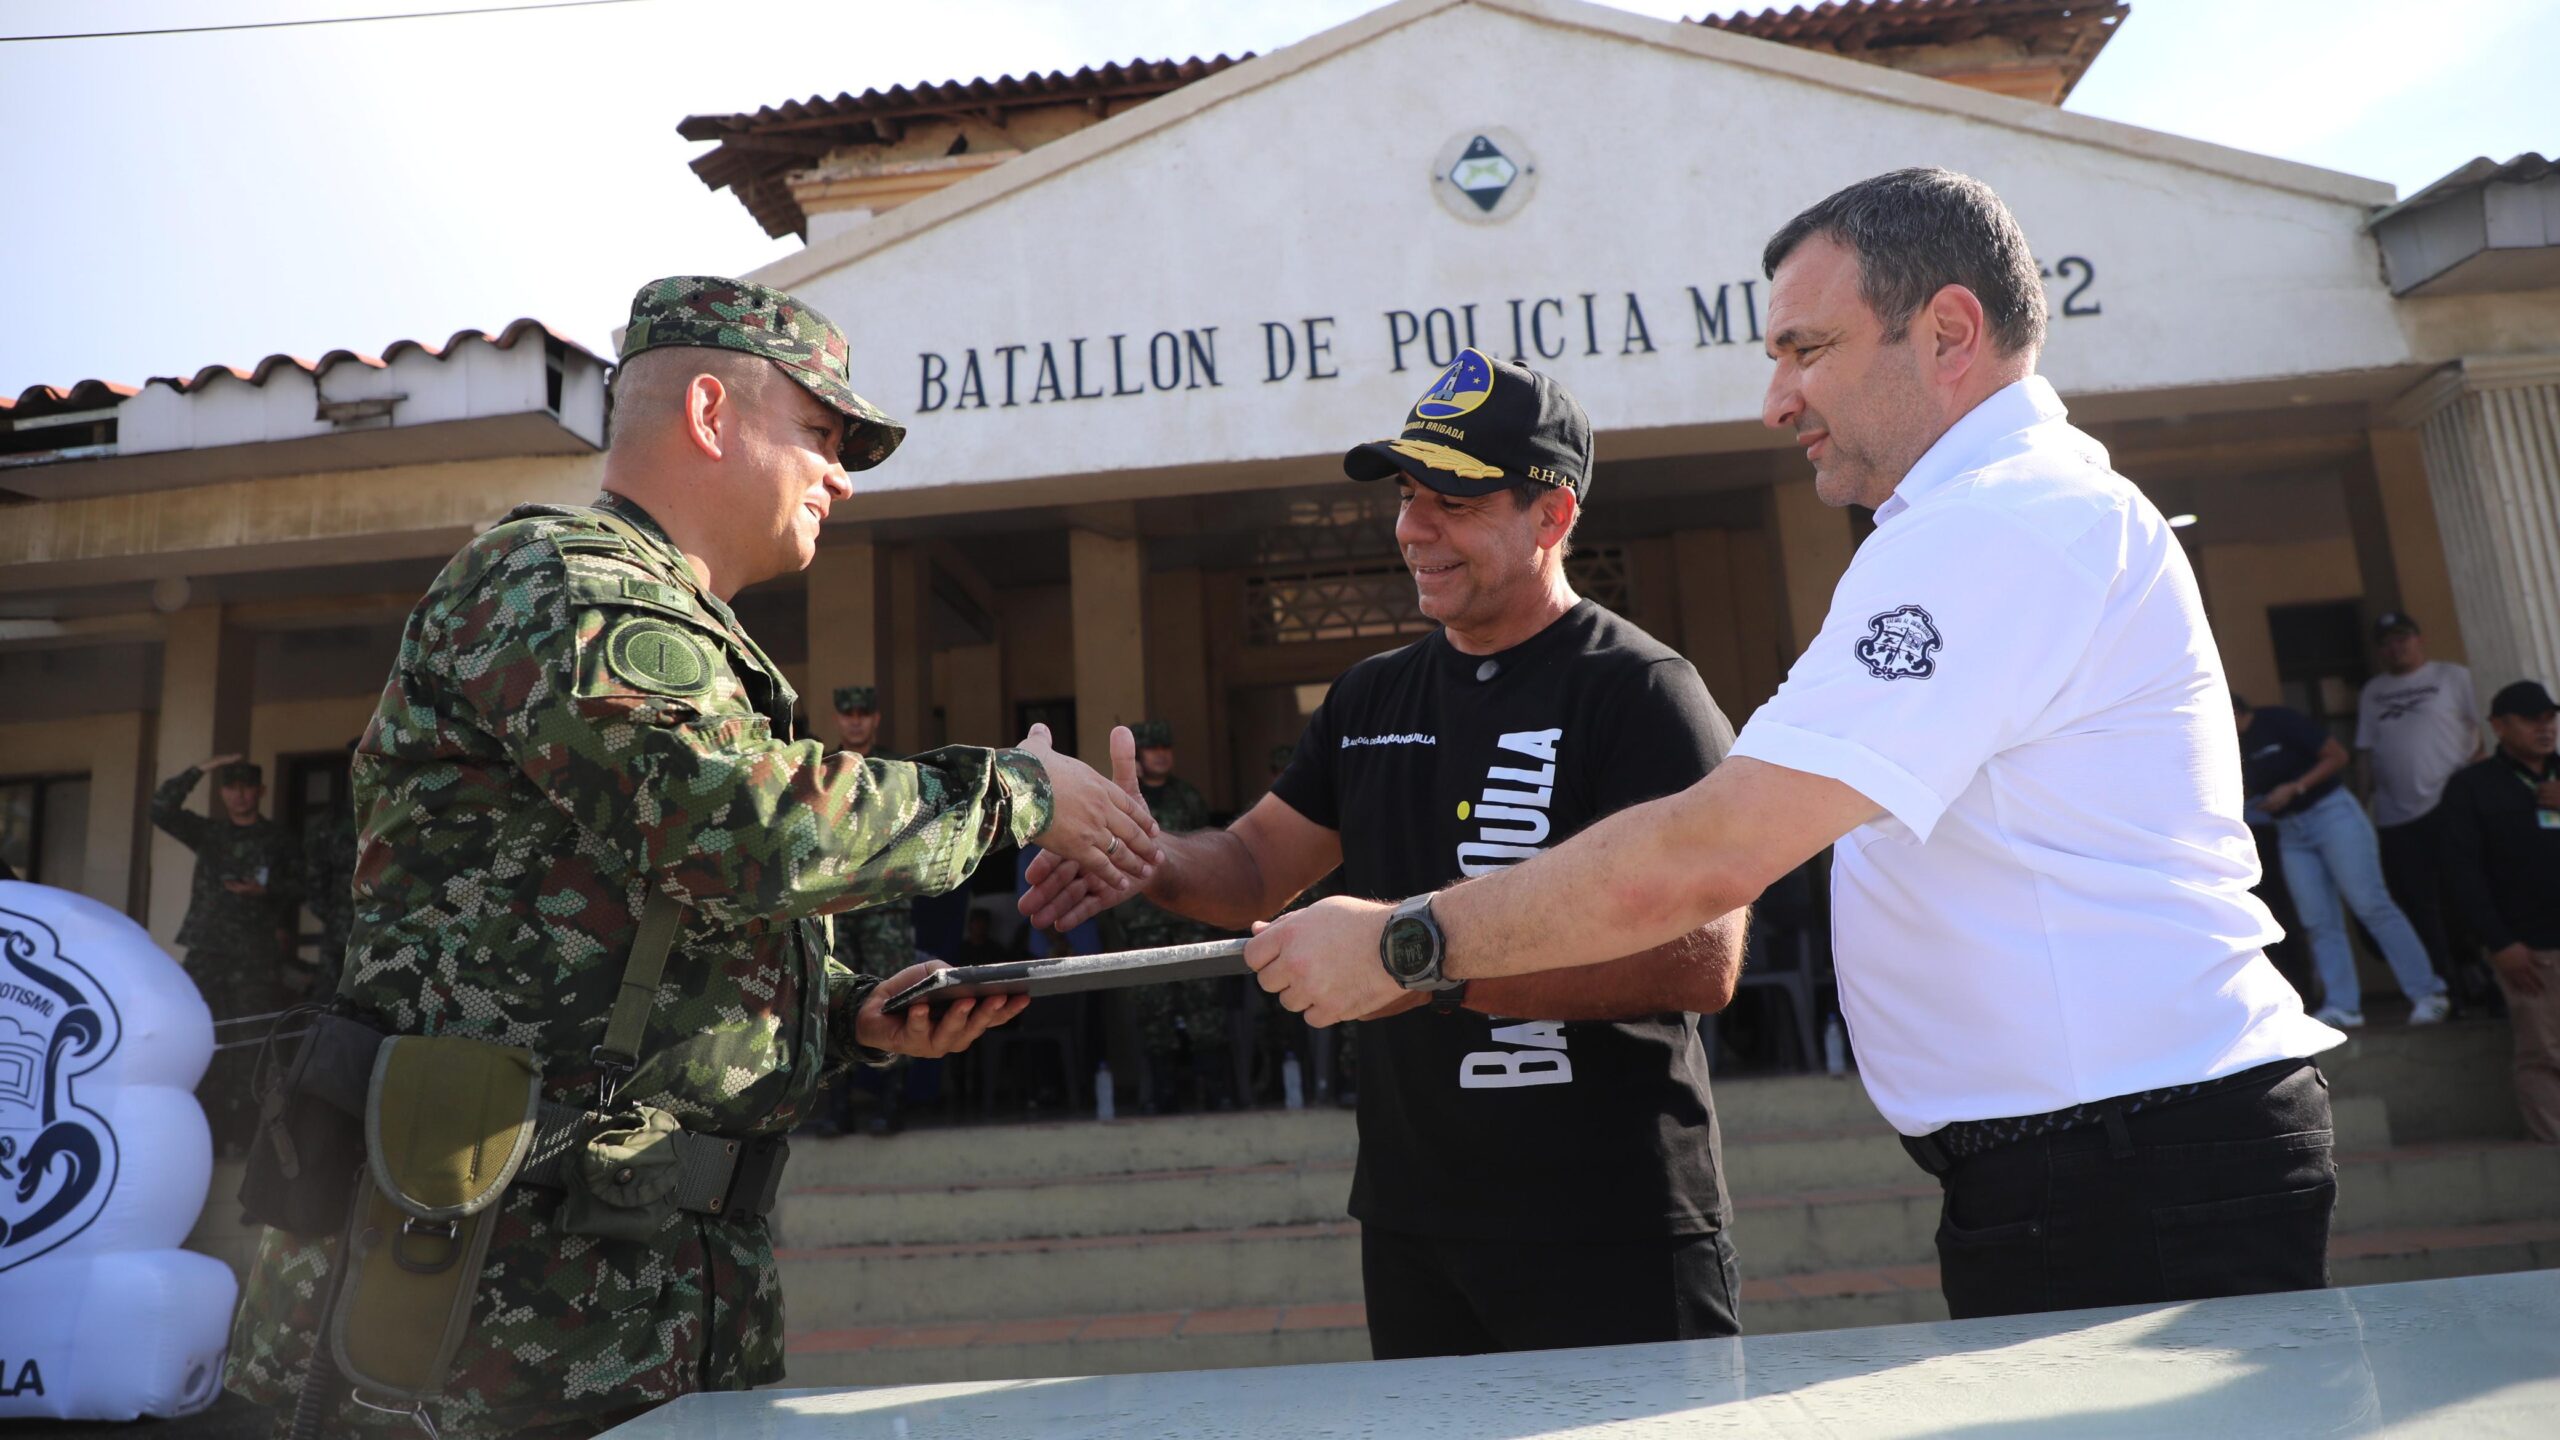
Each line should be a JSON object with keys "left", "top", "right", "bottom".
{"left": 0, "top": 881, "right": 235, "bottom": 1421}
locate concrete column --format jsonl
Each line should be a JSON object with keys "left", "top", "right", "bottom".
{"left": 1673, "top": 528, "right": 1744, "bottom": 708}
{"left": 2365, "top": 427, "right": 2472, "bottom": 664}
{"left": 1674, "top": 525, "right": 1788, "bottom": 722}
{"left": 84, "top": 712, "right": 150, "bottom": 916}
{"left": 939, "top": 643, "right": 1006, "bottom": 749}
{"left": 1144, "top": 568, "right": 1216, "bottom": 808}
{"left": 1069, "top": 527, "right": 1148, "bottom": 770}
{"left": 1768, "top": 479, "right": 1856, "bottom": 655}
{"left": 883, "top": 545, "right": 933, "bottom": 754}
{"left": 805, "top": 535, "right": 882, "bottom": 749}
{"left": 148, "top": 606, "right": 255, "bottom": 949}
{"left": 2389, "top": 355, "right": 2560, "bottom": 693}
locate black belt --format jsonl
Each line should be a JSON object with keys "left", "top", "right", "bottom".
{"left": 285, "top": 1011, "right": 792, "bottom": 1220}
{"left": 1899, "top": 1057, "right": 2312, "bottom": 1176}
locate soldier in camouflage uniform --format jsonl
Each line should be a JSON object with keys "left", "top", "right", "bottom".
{"left": 223, "top": 275, "right": 1161, "bottom": 1439}
{"left": 149, "top": 756, "right": 302, "bottom": 1155}
{"left": 301, "top": 744, "right": 362, "bottom": 995}
{"left": 1116, "top": 722, "right": 1239, "bottom": 1109}
{"left": 825, "top": 684, "right": 922, "bottom": 1134}
{"left": 825, "top": 685, "right": 920, "bottom": 985}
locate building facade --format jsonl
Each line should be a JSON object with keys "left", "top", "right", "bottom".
{"left": 5, "top": 0, "right": 2557, "bottom": 986}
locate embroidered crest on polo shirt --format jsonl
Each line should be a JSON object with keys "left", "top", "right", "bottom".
{"left": 1856, "top": 605, "right": 1942, "bottom": 681}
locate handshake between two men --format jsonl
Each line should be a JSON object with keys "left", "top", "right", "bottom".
{"left": 854, "top": 720, "right": 1173, "bottom": 1058}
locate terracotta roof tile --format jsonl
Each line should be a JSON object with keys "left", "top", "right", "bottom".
{"left": 1697, "top": 0, "right": 2126, "bottom": 103}
{"left": 8, "top": 320, "right": 599, "bottom": 431}
{"left": 144, "top": 318, "right": 600, "bottom": 396}
{"left": 680, "top": 55, "right": 1251, "bottom": 240}
{"left": 2371, "top": 152, "right": 2554, "bottom": 224}
{"left": 3, "top": 378, "right": 139, "bottom": 420}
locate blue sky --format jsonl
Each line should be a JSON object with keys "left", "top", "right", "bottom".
{"left": 0, "top": 0, "right": 2549, "bottom": 397}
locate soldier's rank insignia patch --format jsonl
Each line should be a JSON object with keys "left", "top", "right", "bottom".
{"left": 605, "top": 617, "right": 714, "bottom": 695}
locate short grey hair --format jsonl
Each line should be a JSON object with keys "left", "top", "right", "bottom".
{"left": 605, "top": 346, "right": 775, "bottom": 450}
{"left": 1761, "top": 168, "right": 2048, "bottom": 357}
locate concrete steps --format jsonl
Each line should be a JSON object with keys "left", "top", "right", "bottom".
{"left": 169, "top": 1018, "right": 2555, "bottom": 1390}
{"left": 774, "top": 1160, "right": 1357, "bottom": 1249}
{"left": 778, "top": 1216, "right": 2560, "bottom": 1385}
{"left": 787, "top": 1303, "right": 1371, "bottom": 1388}
{"left": 774, "top": 1134, "right": 2559, "bottom": 1335}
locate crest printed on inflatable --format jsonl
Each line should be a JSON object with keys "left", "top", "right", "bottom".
{"left": 0, "top": 903, "right": 121, "bottom": 1273}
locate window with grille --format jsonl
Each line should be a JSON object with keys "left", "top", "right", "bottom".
{"left": 1242, "top": 496, "right": 1632, "bottom": 643}
{"left": 1567, "top": 547, "right": 1632, "bottom": 615}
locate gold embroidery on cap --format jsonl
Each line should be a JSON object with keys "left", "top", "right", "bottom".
{"left": 1385, "top": 439, "right": 1504, "bottom": 481}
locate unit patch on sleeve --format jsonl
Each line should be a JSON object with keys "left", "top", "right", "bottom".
{"left": 1856, "top": 604, "right": 1943, "bottom": 681}
{"left": 604, "top": 616, "right": 715, "bottom": 695}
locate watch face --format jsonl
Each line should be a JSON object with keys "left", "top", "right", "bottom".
{"left": 1383, "top": 916, "right": 1437, "bottom": 984}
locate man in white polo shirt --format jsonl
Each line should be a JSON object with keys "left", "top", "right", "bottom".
{"left": 1244, "top": 167, "right": 2346, "bottom": 1319}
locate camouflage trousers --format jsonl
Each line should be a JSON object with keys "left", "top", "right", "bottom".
{"left": 1137, "top": 976, "right": 1241, "bottom": 1062}
{"left": 186, "top": 947, "right": 284, "bottom": 1157}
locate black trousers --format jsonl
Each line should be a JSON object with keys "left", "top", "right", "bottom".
{"left": 2377, "top": 809, "right": 2454, "bottom": 971}
{"left": 1360, "top": 1223, "right": 1742, "bottom": 1359}
{"left": 2378, "top": 806, "right": 2492, "bottom": 1004}
{"left": 1919, "top": 1060, "right": 2335, "bottom": 1320}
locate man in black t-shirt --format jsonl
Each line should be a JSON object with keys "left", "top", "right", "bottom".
{"left": 1024, "top": 350, "right": 1747, "bottom": 1357}
{"left": 2234, "top": 695, "right": 2449, "bottom": 1028}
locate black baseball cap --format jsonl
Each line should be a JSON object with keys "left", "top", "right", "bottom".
{"left": 2490, "top": 680, "right": 2557, "bottom": 718}
{"left": 2374, "top": 610, "right": 2420, "bottom": 637}
{"left": 1344, "top": 348, "right": 1593, "bottom": 500}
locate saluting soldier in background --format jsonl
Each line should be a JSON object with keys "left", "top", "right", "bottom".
{"left": 149, "top": 755, "right": 301, "bottom": 1156}
{"left": 224, "top": 275, "right": 1160, "bottom": 1440}
{"left": 827, "top": 683, "right": 925, "bottom": 1135}
{"left": 1116, "top": 720, "right": 1236, "bottom": 1109}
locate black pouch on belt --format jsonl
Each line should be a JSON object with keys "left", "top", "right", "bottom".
{"left": 238, "top": 1007, "right": 386, "bottom": 1235}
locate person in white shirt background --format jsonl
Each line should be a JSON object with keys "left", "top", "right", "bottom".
{"left": 2357, "top": 612, "right": 2493, "bottom": 1009}
{"left": 1244, "top": 167, "right": 2348, "bottom": 1321}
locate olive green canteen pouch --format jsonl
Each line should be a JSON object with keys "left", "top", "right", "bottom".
{"left": 328, "top": 1035, "right": 541, "bottom": 1412}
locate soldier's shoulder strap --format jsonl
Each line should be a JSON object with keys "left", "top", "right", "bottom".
{"left": 487, "top": 503, "right": 661, "bottom": 567}
{"left": 592, "top": 887, "right": 685, "bottom": 1105}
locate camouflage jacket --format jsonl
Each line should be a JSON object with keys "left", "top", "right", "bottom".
{"left": 831, "top": 901, "right": 920, "bottom": 981}
{"left": 226, "top": 493, "right": 1053, "bottom": 1433}
{"left": 147, "top": 768, "right": 302, "bottom": 960}
{"left": 302, "top": 806, "right": 360, "bottom": 982}
{"left": 1115, "top": 776, "right": 1215, "bottom": 947}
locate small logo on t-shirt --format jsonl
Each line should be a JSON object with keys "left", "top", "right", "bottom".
{"left": 1341, "top": 732, "right": 1437, "bottom": 749}
{"left": 1857, "top": 604, "right": 1942, "bottom": 681}
{"left": 2371, "top": 683, "right": 2439, "bottom": 723}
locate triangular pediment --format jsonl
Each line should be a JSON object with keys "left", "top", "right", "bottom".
{"left": 751, "top": 0, "right": 2411, "bottom": 507}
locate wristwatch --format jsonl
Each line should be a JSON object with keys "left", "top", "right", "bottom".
{"left": 1380, "top": 894, "right": 1465, "bottom": 997}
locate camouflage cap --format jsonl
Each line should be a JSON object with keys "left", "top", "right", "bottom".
{"left": 621, "top": 275, "right": 906, "bottom": 471}
{"left": 1131, "top": 720, "right": 1174, "bottom": 749}
{"left": 833, "top": 684, "right": 879, "bottom": 713}
{"left": 215, "top": 761, "right": 264, "bottom": 786}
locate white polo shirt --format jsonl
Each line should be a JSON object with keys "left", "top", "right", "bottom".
{"left": 1731, "top": 377, "right": 2342, "bottom": 1136}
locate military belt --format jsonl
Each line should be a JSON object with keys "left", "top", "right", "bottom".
{"left": 517, "top": 1100, "right": 791, "bottom": 1221}
{"left": 285, "top": 1012, "right": 789, "bottom": 1221}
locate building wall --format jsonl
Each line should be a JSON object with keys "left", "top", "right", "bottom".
{"left": 1002, "top": 584, "right": 1077, "bottom": 708}
{"left": 765, "top": 0, "right": 2407, "bottom": 511}
{"left": 0, "top": 711, "right": 150, "bottom": 911}
{"left": 2200, "top": 535, "right": 2367, "bottom": 708}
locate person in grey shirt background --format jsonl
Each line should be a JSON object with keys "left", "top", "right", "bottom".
{"left": 2356, "top": 611, "right": 2489, "bottom": 1007}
